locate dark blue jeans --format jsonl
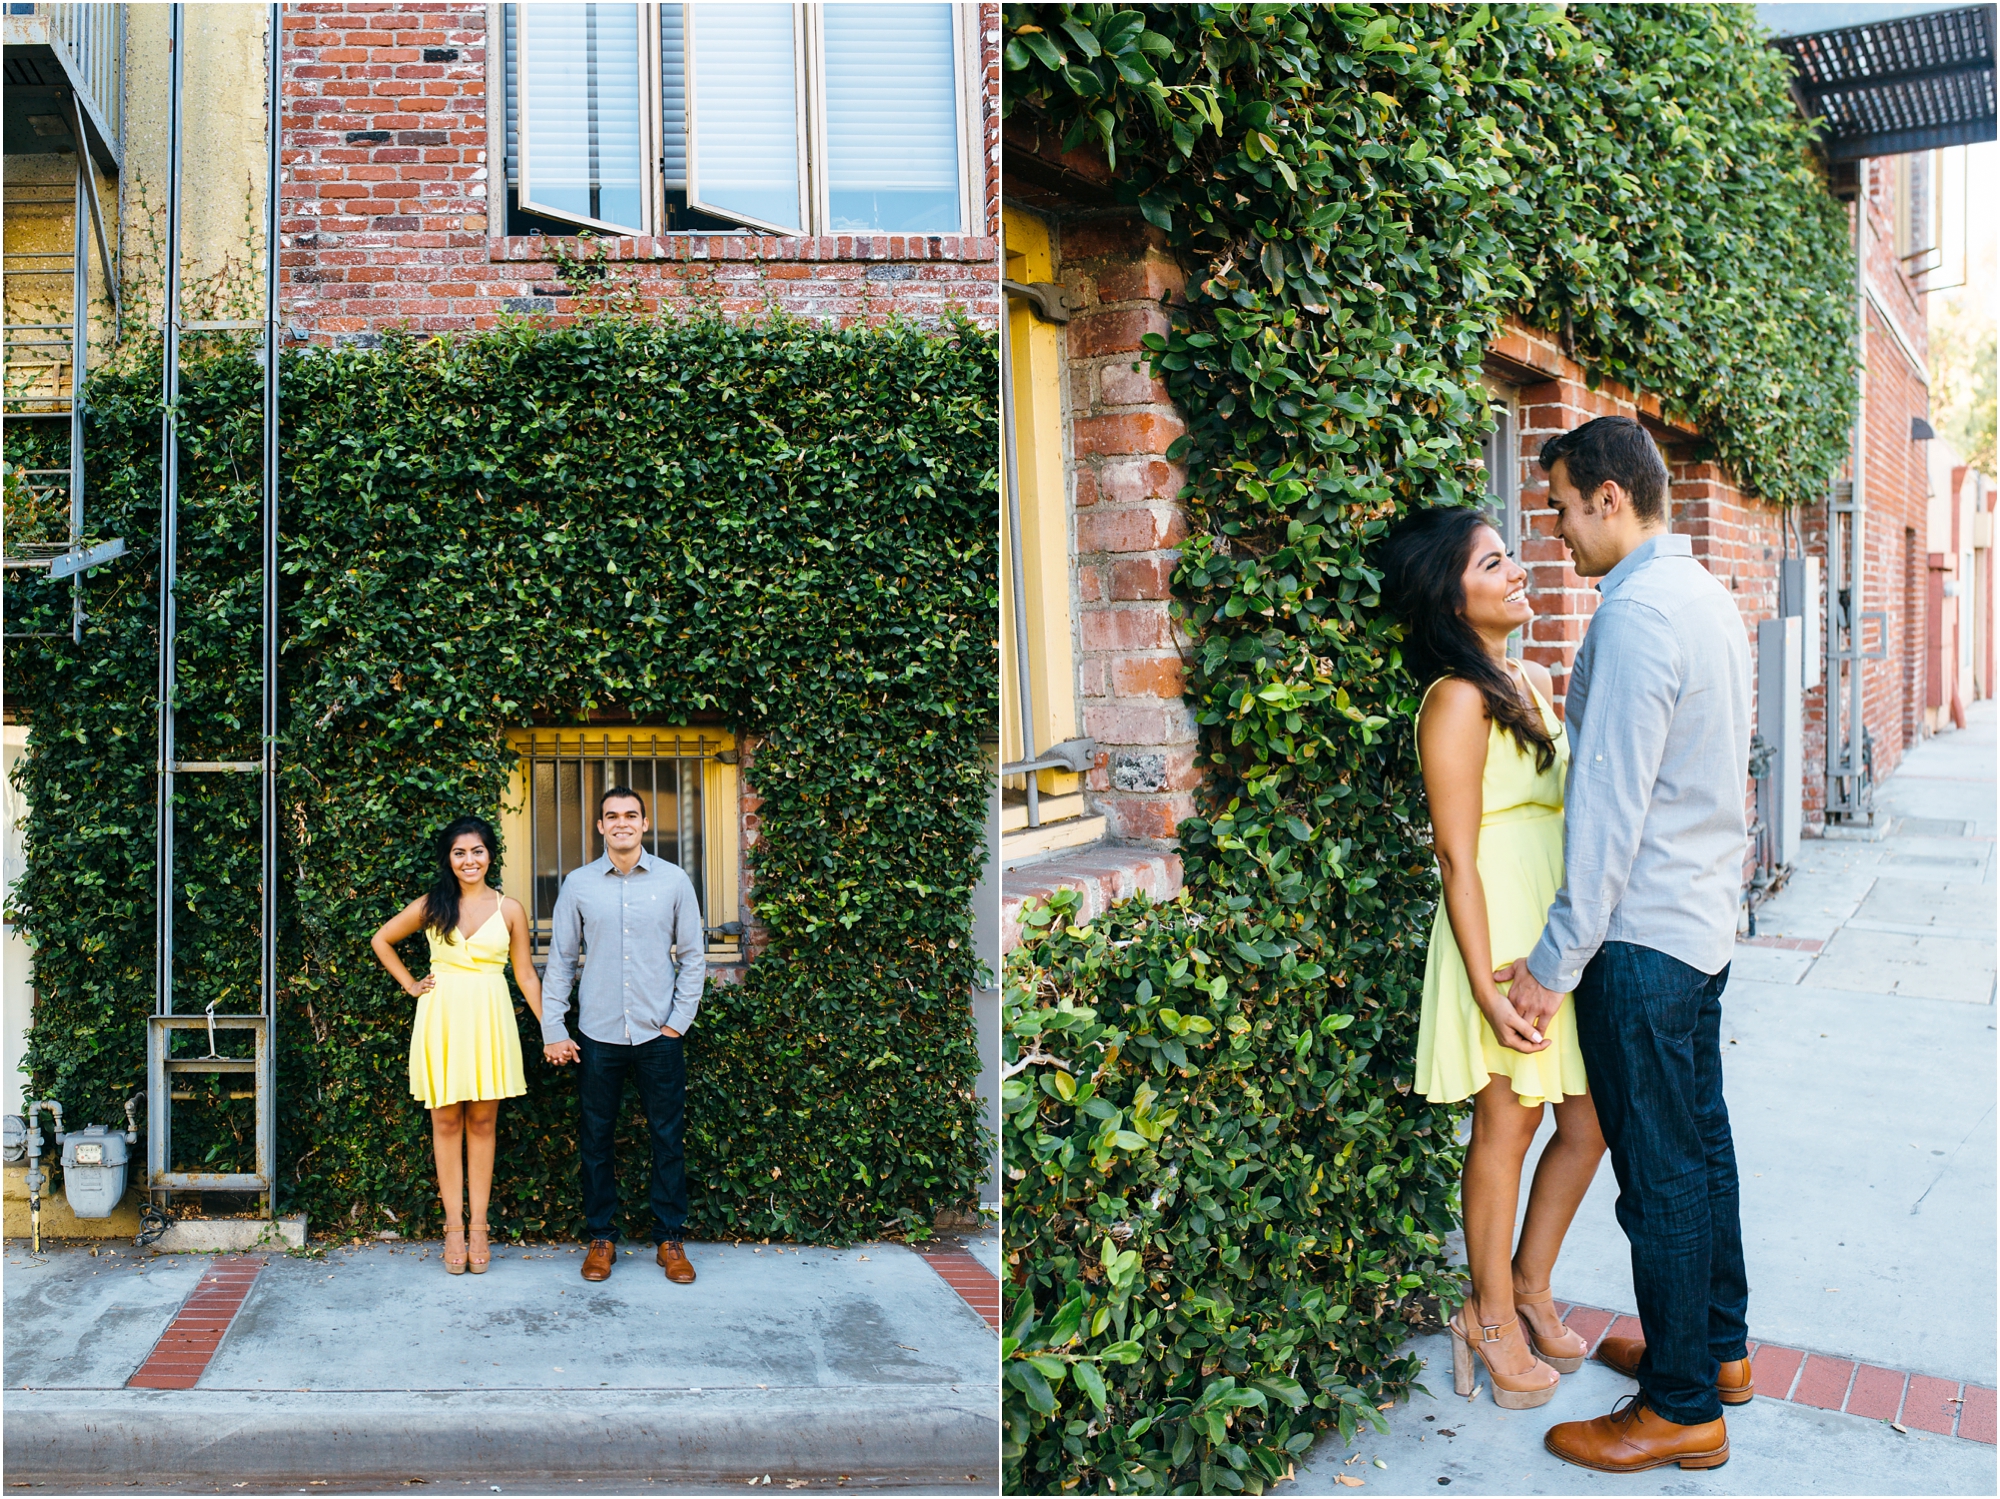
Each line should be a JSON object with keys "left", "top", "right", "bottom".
{"left": 1573, "top": 942, "right": 1748, "bottom": 1427}
{"left": 577, "top": 1032, "right": 687, "bottom": 1245}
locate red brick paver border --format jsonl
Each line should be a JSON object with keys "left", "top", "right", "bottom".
{"left": 1553, "top": 1298, "right": 1993, "bottom": 1444}
{"left": 126, "top": 1255, "right": 267, "bottom": 1390}
{"left": 916, "top": 1247, "right": 999, "bottom": 1330}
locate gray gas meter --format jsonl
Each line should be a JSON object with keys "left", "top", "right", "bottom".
{"left": 2, "top": 1115, "right": 25, "bottom": 1164}
{"left": 61, "top": 1123, "right": 131, "bottom": 1219}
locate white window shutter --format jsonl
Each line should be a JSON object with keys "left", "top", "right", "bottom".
{"left": 821, "top": 3, "right": 961, "bottom": 233}
{"left": 686, "top": 4, "right": 805, "bottom": 233}
{"left": 518, "top": 2, "right": 650, "bottom": 234}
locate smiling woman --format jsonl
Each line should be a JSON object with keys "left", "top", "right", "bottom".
{"left": 369, "top": 813, "right": 544, "bottom": 1276}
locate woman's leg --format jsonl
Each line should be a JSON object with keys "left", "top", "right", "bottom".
{"left": 1463, "top": 1076, "right": 1546, "bottom": 1374}
{"left": 431, "top": 1103, "right": 467, "bottom": 1227}
{"left": 464, "top": 1101, "right": 499, "bottom": 1229}
{"left": 1513, "top": 1089, "right": 1608, "bottom": 1341}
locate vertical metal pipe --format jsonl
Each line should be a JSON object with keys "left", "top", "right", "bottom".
{"left": 1000, "top": 303, "right": 1039, "bottom": 828}
{"left": 260, "top": 0, "right": 283, "bottom": 1219}
{"left": 1848, "top": 158, "right": 1869, "bottom": 817}
{"left": 157, "top": 2, "right": 186, "bottom": 1024}
{"left": 151, "top": 1, "right": 187, "bottom": 1212}
{"left": 69, "top": 111, "right": 89, "bottom": 645}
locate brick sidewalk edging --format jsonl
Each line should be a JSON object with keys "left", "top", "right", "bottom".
{"left": 126, "top": 1255, "right": 268, "bottom": 1390}
{"left": 1556, "top": 1299, "right": 1996, "bottom": 1444}
{"left": 915, "top": 1248, "right": 999, "bottom": 1330}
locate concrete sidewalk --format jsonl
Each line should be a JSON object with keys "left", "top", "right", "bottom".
{"left": 1289, "top": 704, "right": 1998, "bottom": 1495}
{"left": 2, "top": 1230, "right": 999, "bottom": 1490}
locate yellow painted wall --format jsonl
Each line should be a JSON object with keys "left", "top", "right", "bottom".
{"left": 119, "top": 2, "right": 275, "bottom": 329}
{"left": 2, "top": 2, "right": 273, "bottom": 381}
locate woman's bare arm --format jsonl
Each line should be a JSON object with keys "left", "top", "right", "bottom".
{"left": 369, "top": 896, "right": 435, "bottom": 998}
{"left": 502, "top": 897, "right": 543, "bottom": 1021}
{"left": 1418, "top": 679, "right": 1548, "bottom": 1054}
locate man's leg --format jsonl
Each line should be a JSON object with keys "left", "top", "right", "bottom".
{"left": 1694, "top": 966, "right": 1750, "bottom": 1367}
{"left": 631, "top": 1033, "right": 689, "bottom": 1243}
{"left": 1572, "top": 942, "right": 1723, "bottom": 1427}
{"left": 576, "top": 1034, "right": 630, "bottom": 1241}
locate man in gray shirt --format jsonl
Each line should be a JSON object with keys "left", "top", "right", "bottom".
{"left": 542, "top": 785, "right": 707, "bottom": 1285}
{"left": 1496, "top": 417, "right": 1753, "bottom": 1474}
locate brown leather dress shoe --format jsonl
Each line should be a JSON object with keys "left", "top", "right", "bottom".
{"left": 1545, "top": 1395, "right": 1729, "bottom": 1473}
{"left": 1595, "top": 1335, "right": 1755, "bottom": 1404}
{"left": 581, "top": 1238, "right": 616, "bottom": 1282}
{"left": 658, "top": 1240, "right": 696, "bottom": 1284}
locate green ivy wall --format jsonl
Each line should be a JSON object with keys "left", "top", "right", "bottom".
{"left": 3, "top": 313, "right": 998, "bottom": 1245}
{"left": 1000, "top": 3, "right": 1855, "bottom": 1492}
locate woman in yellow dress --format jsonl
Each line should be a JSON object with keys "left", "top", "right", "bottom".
{"left": 1380, "top": 506, "right": 1607, "bottom": 1410}
{"left": 370, "top": 815, "right": 541, "bottom": 1275}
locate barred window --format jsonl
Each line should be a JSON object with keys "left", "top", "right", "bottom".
{"left": 499, "top": 728, "right": 742, "bottom": 964}
{"left": 499, "top": 2, "right": 978, "bottom": 238}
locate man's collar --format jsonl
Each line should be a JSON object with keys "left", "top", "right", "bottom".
{"left": 1596, "top": 531, "right": 1690, "bottom": 597}
{"left": 599, "top": 848, "right": 658, "bottom": 875}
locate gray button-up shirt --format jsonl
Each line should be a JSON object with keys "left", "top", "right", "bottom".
{"left": 540, "top": 851, "right": 707, "bottom": 1047}
{"left": 1527, "top": 534, "right": 1752, "bottom": 990}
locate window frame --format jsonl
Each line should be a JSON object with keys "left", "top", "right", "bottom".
{"left": 499, "top": 726, "right": 743, "bottom": 967}
{"left": 514, "top": 1, "right": 664, "bottom": 238}
{"left": 683, "top": 2, "right": 813, "bottom": 234}
{"left": 497, "top": 2, "right": 981, "bottom": 239}
{"left": 1478, "top": 378, "right": 1523, "bottom": 660}
{"left": 802, "top": 1, "right": 978, "bottom": 238}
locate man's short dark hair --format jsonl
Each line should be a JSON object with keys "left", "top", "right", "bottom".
{"left": 1538, "top": 416, "right": 1669, "bottom": 523}
{"left": 599, "top": 785, "right": 647, "bottom": 819}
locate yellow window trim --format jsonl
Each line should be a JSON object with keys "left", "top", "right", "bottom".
{"left": 1002, "top": 204, "right": 1082, "bottom": 797}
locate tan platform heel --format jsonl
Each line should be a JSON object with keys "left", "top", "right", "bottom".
{"left": 1450, "top": 1309, "right": 1561, "bottom": 1409}
{"left": 1514, "top": 1285, "right": 1587, "bottom": 1373}
{"left": 443, "top": 1226, "right": 467, "bottom": 1275}
{"left": 467, "top": 1224, "right": 491, "bottom": 1274}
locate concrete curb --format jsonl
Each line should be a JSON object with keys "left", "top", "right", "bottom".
{"left": 2, "top": 1386, "right": 999, "bottom": 1483}
{"left": 153, "top": 1215, "right": 307, "bottom": 1253}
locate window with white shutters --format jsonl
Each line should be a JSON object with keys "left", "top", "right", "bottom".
{"left": 517, "top": 3, "right": 652, "bottom": 235}
{"left": 499, "top": 2, "right": 977, "bottom": 238}
{"left": 685, "top": 3, "right": 806, "bottom": 232}
{"left": 820, "top": 3, "right": 962, "bottom": 233}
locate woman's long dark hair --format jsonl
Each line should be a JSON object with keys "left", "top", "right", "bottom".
{"left": 1378, "top": 505, "right": 1557, "bottom": 773}
{"left": 423, "top": 815, "right": 501, "bottom": 942}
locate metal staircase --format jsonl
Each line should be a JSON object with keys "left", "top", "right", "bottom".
{"left": 144, "top": 2, "right": 286, "bottom": 1224}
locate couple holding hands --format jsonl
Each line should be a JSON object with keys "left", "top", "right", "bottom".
{"left": 1383, "top": 416, "right": 1755, "bottom": 1474}
{"left": 369, "top": 787, "right": 701, "bottom": 1286}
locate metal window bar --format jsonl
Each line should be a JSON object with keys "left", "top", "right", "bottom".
{"left": 520, "top": 732, "right": 727, "bottom": 958}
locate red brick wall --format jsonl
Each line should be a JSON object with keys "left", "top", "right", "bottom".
{"left": 1050, "top": 213, "right": 1196, "bottom": 846}
{"left": 279, "top": 2, "right": 1001, "bottom": 341}
{"left": 1496, "top": 320, "right": 1786, "bottom": 842}
{"left": 1495, "top": 321, "right": 1780, "bottom": 720}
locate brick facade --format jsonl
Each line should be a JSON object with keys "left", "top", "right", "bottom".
{"left": 279, "top": 2, "right": 1001, "bottom": 342}
{"left": 274, "top": 1, "right": 1000, "bottom": 978}
{"left": 1490, "top": 321, "right": 1789, "bottom": 741}
{"left": 1056, "top": 214, "right": 1197, "bottom": 847}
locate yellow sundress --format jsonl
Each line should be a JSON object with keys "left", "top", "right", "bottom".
{"left": 407, "top": 899, "right": 527, "bottom": 1109}
{"left": 1414, "top": 665, "right": 1590, "bottom": 1108}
